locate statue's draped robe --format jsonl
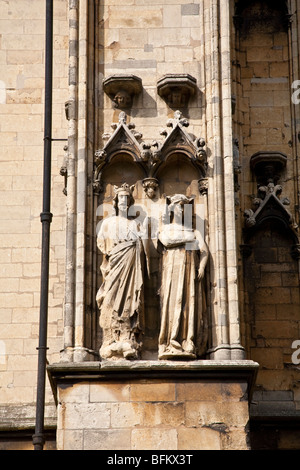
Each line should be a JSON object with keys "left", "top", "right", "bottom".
{"left": 96, "top": 216, "right": 144, "bottom": 358}
{"left": 158, "top": 224, "right": 206, "bottom": 359}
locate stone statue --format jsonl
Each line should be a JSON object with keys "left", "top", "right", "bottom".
{"left": 96, "top": 183, "right": 145, "bottom": 360}
{"left": 158, "top": 194, "right": 208, "bottom": 360}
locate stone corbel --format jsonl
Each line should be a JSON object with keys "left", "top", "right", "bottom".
{"left": 195, "top": 137, "right": 207, "bottom": 167}
{"left": 140, "top": 142, "right": 162, "bottom": 199}
{"left": 157, "top": 74, "right": 197, "bottom": 109}
{"left": 103, "top": 74, "right": 143, "bottom": 109}
{"left": 250, "top": 151, "right": 287, "bottom": 186}
{"left": 142, "top": 177, "right": 159, "bottom": 199}
{"left": 198, "top": 178, "right": 208, "bottom": 196}
{"left": 64, "top": 100, "right": 76, "bottom": 121}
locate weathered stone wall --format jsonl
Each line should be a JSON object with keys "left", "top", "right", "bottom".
{"left": 235, "top": 0, "right": 294, "bottom": 206}
{"left": 96, "top": 0, "right": 206, "bottom": 142}
{"left": 0, "top": 0, "right": 68, "bottom": 435}
{"left": 56, "top": 370, "right": 251, "bottom": 450}
{"left": 244, "top": 222, "right": 300, "bottom": 389}
{"left": 233, "top": 0, "right": 300, "bottom": 417}
{"left": 1, "top": 0, "right": 300, "bottom": 451}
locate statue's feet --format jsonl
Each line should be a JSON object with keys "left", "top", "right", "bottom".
{"left": 158, "top": 341, "right": 196, "bottom": 360}
{"left": 100, "top": 340, "right": 139, "bottom": 360}
{"left": 122, "top": 341, "right": 139, "bottom": 359}
{"left": 182, "top": 339, "right": 196, "bottom": 355}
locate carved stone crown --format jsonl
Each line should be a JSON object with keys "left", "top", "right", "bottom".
{"left": 114, "top": 183, "right": 135, "bottom": 196}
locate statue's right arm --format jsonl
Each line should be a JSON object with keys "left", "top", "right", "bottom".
{"left": 97, "top": 219, "right": 108, "bottom": 254}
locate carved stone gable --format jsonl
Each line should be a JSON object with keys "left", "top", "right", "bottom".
{"left": 243, "top": 151, "right": 299, "bottom": 257}
{"left": 99, "top": 111, "right": 142, "bottom": 162}
{"left": 158, "top": 111, "right": 207, "bottom": 175}
{"left": 93, "top": 110, "right": 207, "bottom": 197}
{"left": 93, "top": 112, "right": 144, "bottom": 194}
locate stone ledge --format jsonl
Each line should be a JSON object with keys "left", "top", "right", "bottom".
{"left": 48, "top": 359, "right": 259, "bottom": 375}
{"left": 0, "top": 404, "right": 57, "bottom": 432}
{"left": 47, "top": 360, "right": 259, "bottom": 405}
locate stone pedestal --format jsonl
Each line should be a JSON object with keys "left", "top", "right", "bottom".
{"left": 48, "top": 360, "right": 258, "bottom": 451}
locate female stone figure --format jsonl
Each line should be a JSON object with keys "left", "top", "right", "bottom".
{"left": 96, "top": 183, "right": 145, "bottom": 360}
{"left": 158, "top": 194, "right": 208, "bottom": 360}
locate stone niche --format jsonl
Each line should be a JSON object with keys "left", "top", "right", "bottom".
{"left": 93, "top": 110, "right": 208, "bottom": 362}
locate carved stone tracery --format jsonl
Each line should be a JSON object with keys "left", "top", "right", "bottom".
{"left": 93, "top": 112, "right": 143, "bottom": 195}
{"left": 93, "top": 110, "right": 207, "bottom": 199}
{"left": 243, "top": 151, "right": 299, "bottom": 257}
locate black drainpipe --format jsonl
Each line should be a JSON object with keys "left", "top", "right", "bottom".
{"left": 32, "top": 0, "right": 53, "bottom": 451}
